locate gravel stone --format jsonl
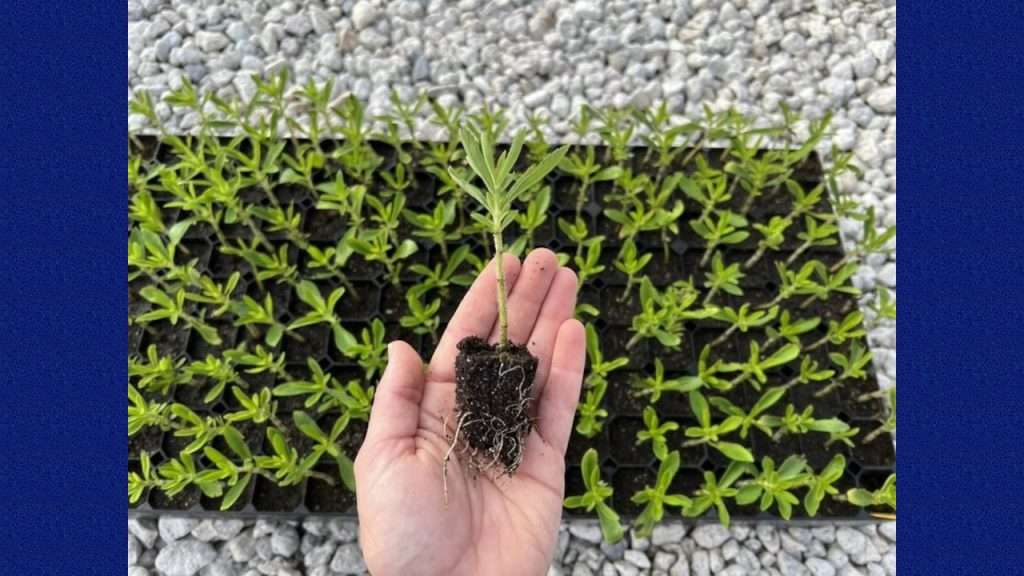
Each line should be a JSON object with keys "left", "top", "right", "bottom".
{"left": 130, "top": 519, "right": 160, "bottom": 548}
{"left": 670, "top": 556, "right": 690, "bottom": 576}
{"left": 226, "top": 531, "right": 257, "bottom": 563}
{"left": 601, "top": 538, "right": 627, "bottom": 561}
{"left": 191, "top": 520, "right": 245, "bottom": 542}
{"left": 271, "top": 525, "right": 300, "bottom": 557}
{"left": 651, "top": 523, "right": 687, "bottom": 546}
{"left": 612, "top": 561, "right": 636, "bottom": 576}
{"left": 691, "top": 550, "right": 710, "bottom": 576}
{"left": 284, "top": 13, "right": 312, "bottom": 37}
{"left": 757, "top": 525, "right": 781, "bottom": 553}
{"left": 624, "top": 549, "right": 651, "bottom": 569}
{"left": 196, "top": 31, "right": 229, "bottom": 52}
{"left": 878, "top": 523, "right": 896, "bottom": 542}
{"left": 867, "top": 86, "right": 896, "bottom": 113}
{"left": 812, "top": 526, "right": 836, "bottom": 544}
{"left": 654, "top": 551, "right": 677, "bottom": 571}
{"left": 129, "top": 533, "right": 141, "bottom": 565}
{"left": 807, "top": 557, "right": 837, "bottom": 576}
{"left": 129, "top": 567, "right": 150, "bottom": 576}
{"left": 160, "top": 518, "right": 201, "bottom": 543}
{"left": 330, "top": 543, "right": 366, "bottom": 574}
{"left": 778, "top": 551, "right": 810, "bottom": 576}
{"left": 571, "top": 524, "right": 604, "bottom": 544}
{"left": 155, "top": 540, "right": 217, "bottom": 576}
{"left": 352, "top": 1, "right": 379, "bottom": 30}
{"left": 693, "top": 525, "right": 731, "bottom": 549}
{"left": 837, "top": 527, "right": 869, "bottom": 557}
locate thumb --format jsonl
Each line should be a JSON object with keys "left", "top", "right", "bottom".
{"left": 363, "top": 340, "right": 426, "bottom": 444}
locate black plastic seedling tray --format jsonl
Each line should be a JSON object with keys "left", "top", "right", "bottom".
{"left": 129, "top": 138, "right": 895, "bottom": 523}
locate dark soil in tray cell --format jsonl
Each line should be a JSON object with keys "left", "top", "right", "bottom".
{"left": 668, "top": 466, "right": 705, "bottom": 500}
{"left": 337, "top": 419, "right": 367, "bottom": 457}
{"left": 579, "top": 285, "right": 601, "bottom": 313}
{"left": 303, "top": 209, "right": 347, "bottom": 242}
{"left": 750, "top": 434, "right": 805, "bottom": 468}
{"left": 612, "top": 467, "right": 656, "bottom": 516}
{"left": 378, "top": 283, "right": 410, "bottom": 317}
{"left": 174, "top": 381, "right": 215, "bottom": 409}
{"left": 175, "top": 239, "right": 214, "bottom": 268}
{"left": 657, "top": 388, "right": 697, "bottom": 418}
{"left": 608, "top": 417, "right": 653, "bottom": 467}
{"left": 604, "top": 372, "right": 647, "bottom": 417}
{"left": 212, "top": 420, "right": 266, "bottom": 456}
{"left": 187, "top": 322, "right": 238, "bottom": 359}
{"left": 272, "top": 184, "right": 310, "bottom": 205}
{"left": 141, "top": 325, "right": 191, "bottom": 359}
{"left": 149, "top": 486, "right": 201, "bottom": 511}
{"left": 129, "top": 426, "right": 164, "bottom": 458}
{"left": 656, "top": 333, "right": 695, "bottom": 372}
{"left": 800, "top": 432, "right": 846, "bottom": 470}
{"left": 695, "top": 330, "right": 754, "bottom": 365}
{"left": 596, "top": 250, "right": 627, "bottom": 285}
{"left": 253, "top": 476, "right": 306, "bottom": 512}
{"left": 644, "top": 253, "right": 684, "bottom": 286}
{"left": 834, "top": 378, "right": 883, "bottom": 419}
{"left": 436, "top": 284, "right": 468, "bottom": 320}
{"left": 601, "top": 289, "right": 641, "bottom": 326}
{"left": 268, "top": 418, "right": 316, "bottom": 456}
{"left": 342, "top": 254, "right": 386, "bottom": 281}
{"left": 749, "top": 186, "right": 792, "bottom": 218}
{"left": 565, "top": 429, "right": 610, "bottom": 467}
{"left": 384, "top": 322, "right": 423, "bottom": 356}
{"left": 790, "top": 248, "right": 844, "bottom": 273}
{"left": 551, "top": 176, "right": 582, "bottom": 209}
{"left": 283, "top": 324, "right": 331, "bottom": 362}
{"left": 735, "top": 254, "right": 777, "bottom": 289}
{"left": 129, "top": 325, "right": 145, "bottom": 357}
{"left": 183, "top": 221, "right": 216, "bottom": 241}
{"left": 789, "top": 383, "right": 841, "bottom": 418}
{"left": 603, "top": 330, "right": 650, "bottom": 370}
{"left": 667, "top": 427, "right": 706, "bottom": 467}
{"left": 851, "top": 423, "right": 896, "bottom": 468}
{"left": 305, "top": 466, "right": 356, "bottom": 513}
{"left": 564, "top": 466, "right": 587, "bottom": 503}
{"left": 208, "top": 247, "right": 253, "bottom": 279}
{"left": 815, "top": 472, "right": 862, "bottom": 518}
{"left": 202, "top": 479, "right": 253, "bottom": 512}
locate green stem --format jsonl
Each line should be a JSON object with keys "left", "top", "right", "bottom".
{"left": 494, "top": 231, "right": 509, "bottom": 347}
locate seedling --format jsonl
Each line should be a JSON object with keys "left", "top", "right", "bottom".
{"left": 702, "top": 252, "right": 745, "bottom": 305}
{"left": 128, "top": 385, "right": 172, "bottom": 435}
{"left": 843, "top": 473, "right": 896, "bottom": 513}
{"left": 129, "top": 345, "right": 190, "bottom": 394}
{"left": 225, "top": 387, "right": 282, "bottom": 428}
{"left": 558, "top": 145, "right": 623, "bottom": 218}
{"left": 399, "top": 291, "right": 442, "bottom": 342}
{"left": 575, "top": 378, "right": 609, "bottom": 438}
{"left": 346, "top": 228, "right": 419, "bottom": 286}
{"left": 289, "top": 280, "right": 350, "bottom": 352}
{"left": 564, "top": 449, "right": 625, "bottom": 544}
{"left": 785, "top": 216, "right": 839, "bottom": 266}
{"left": 764, "top": 311, "right": 821, "bottom": 349}
{"left": 803, "top": 454, "right": 846, "bottom": 517}
{"left": 637, "top": 407, "right": 679, "bottom": 461}
{"left": 292, "top": 410, "right": 356, "bottom": 491}
{"left": 683, "top": 390, "right": 754, "bottom": 463}
{"left": 403, "top": 199, "right": 460, "bottom": 259}
{"left": 231, "top": 294, "right": 291, "bottom": 347}
{"left": 628, "top": 278, "right": 718, "bottom": 350}
{"left": 816, "top": 342, "right": 873, "bottom": 396}
{"left": 334, "top": 318, "right": 388, "bottom": 379}
{"left": 584, "top": 324, "right": 629, "bottom": 387}
{"left": 762, "top": 404, "right": 851, "bottom": 442}
{"left": 779, "top": 356, "right": 836, "bottom": 391}
{"left": 510, "top": 185, "right": 551, "bottom": 254}
{"left": 870, "top": 287, "right": 897, "bottom": 322}
{"left": 861, "top": 387, "right": 896, "bottom": 443}
{"left": 799, "top": 261, "right": 859, "bottom": 308}
{"left": 806, "top": 311, "right": 865, "bottom": 352}
{"left": 633, "top": 358, "right": 702, "bottom": 404}
{"left": 744, "top": 216, "right": 792, "bottom": 269}
{"left": 711, "top": 304, "right": 780, "bottom": 346}
{"left": 683, "top": 461, "right": 746, "bottom": 527}
{"left": 613, "top": 239, "right": 653, "bottom": 301}
{"left": 709, "top": 386, "right": 788, "bottom": 439}
{"left": 187, "top": 354, "right": 245, "bottom": 404}
{"left": 136, "top": 286, "right": 222, "bottom": 346}
{"left": 446, "top": 125, "right": 567, "bottom": 475}
{"left": 128, "top": 451, "right": 159, "bottom": 504}
{"left": 722, "top": 341, "right": 801, "bottom": 390}
{"left": 734, "top": 456, "right": 809, "bottom": 520}
{"left": 692, "top": 211, "right": 750, "bottom": 267}
{"left": 632, "top": 451, "right": 692, "bottom": 537}
{"left": 574, "top": 235, "right": 607, "bottom": 289}
{"left": 315, "top": 173, "right": 367, "bottom": 229}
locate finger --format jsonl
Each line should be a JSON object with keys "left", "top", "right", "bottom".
{"left": 525, "top": 268, "right": 578, "bottom": 402}
{"left": 429, "top": 253, "right": 521, "bottom": 382}
{"left": 534, "top": 319, "right": 586, "bottom": 456}
{"left": 489, "top": 248, "right": 559, "bottom": 345}
{"left": 363, "top": 341, "right": 427, "bottom": 444}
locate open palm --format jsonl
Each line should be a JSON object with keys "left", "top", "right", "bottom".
{"left": 355, "top": 249, "right": 585, "bottom": 576}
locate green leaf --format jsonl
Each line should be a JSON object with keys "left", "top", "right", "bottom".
{"left": 293, "top": 410, "right": 325, "bottom": 441}
{"left": 689, "top": 391, "right": 711, "bottom": 428}
{"left": 221, "top": 473, "right": 251, "bottom": 510}
{"left": 714, "top": 442, "right": 754, "bottom": 463}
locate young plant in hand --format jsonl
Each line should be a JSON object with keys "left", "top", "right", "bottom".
{"left": 446, "top": 125, "right": 567, "bottom": 475}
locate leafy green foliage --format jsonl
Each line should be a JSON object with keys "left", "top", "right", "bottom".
{"left": 632, "top": 451, "right": 691, "bottom": 537}
{"left": 564, "top": 449, "right": 625, "bottom": 544}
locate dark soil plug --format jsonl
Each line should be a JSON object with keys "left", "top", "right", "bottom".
{"left": 452, "top": 336, "right": 539, "bottom": 476}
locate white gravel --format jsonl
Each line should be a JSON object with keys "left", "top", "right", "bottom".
{"left": 128, "top": 0, "right": 896, "bottom": 573}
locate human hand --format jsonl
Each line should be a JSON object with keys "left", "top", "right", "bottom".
{"left": 354, "top": 248, "right": 585, "bottom": 576}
